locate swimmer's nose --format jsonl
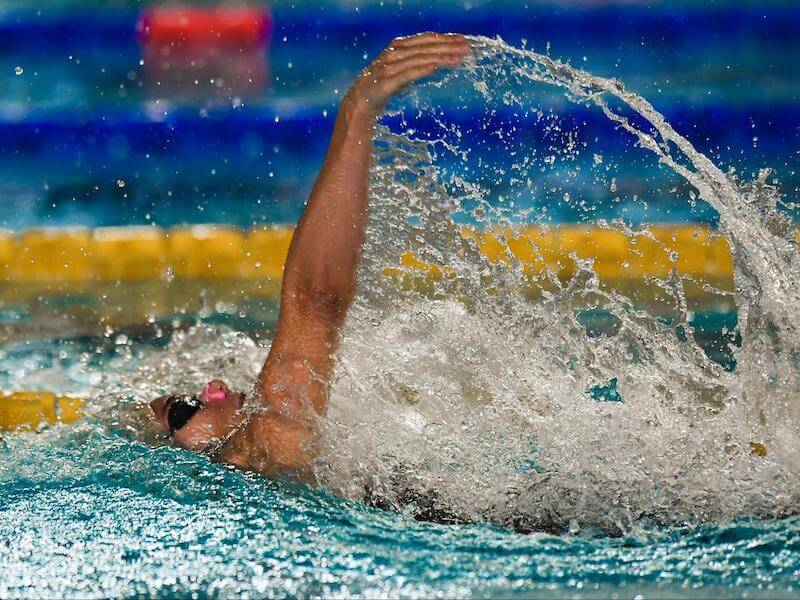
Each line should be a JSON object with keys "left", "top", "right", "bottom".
{"left": 149, "top": 396, "right": 169, "bottom": 430}
{"left": 202, "top": 379, "right": 229, "bottom": 403}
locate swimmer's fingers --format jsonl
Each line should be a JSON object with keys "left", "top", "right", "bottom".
{"left": 377, "top": 39, "right": 468, "bottom": 90}
{"left": 382, "top": 54, "right": 462, "bottom": 78}
{"left": 383, "top": 41, "right": 470, "bottom": 66}
{"left": 392, "top": 32, "right": 466, "bottom": 48}
{"left": 358, "top": 53, "right": 455, "bottom": 94}
{"left": 378, "top": 63, "right": 442, "bottom": 97}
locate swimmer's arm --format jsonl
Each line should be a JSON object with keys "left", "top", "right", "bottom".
{"left": 275, "top": 33, "right": 469, "bottom": 363}
{"left": 262, "top": 34, "right": 470, "bottom": 406}
{"left": 237, "top": 35, "right": 468, "bottom": 477}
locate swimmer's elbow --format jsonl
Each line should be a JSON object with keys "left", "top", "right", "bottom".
{"left": 301, "top": 287, "right": 349, "bottom": 323}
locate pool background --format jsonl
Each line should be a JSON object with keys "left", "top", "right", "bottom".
{"left": 0, "top": 0, "right": 798, "bottom": 229}
{"left": 2, "top": 1, "right": 800, "bottom": 598}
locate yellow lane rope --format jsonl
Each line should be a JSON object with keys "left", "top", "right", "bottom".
{"left": 2, "top": 223, "right": 794, "bottom": 284}
{"left": 0, "top": 392, "right": 83, "bottom": 431}
{"left": 0, "top": 225, "right": 293, "bottom": 283}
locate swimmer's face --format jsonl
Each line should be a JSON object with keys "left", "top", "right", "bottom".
{"left": 149, "top": 379, "right": 245, "bottom": 452}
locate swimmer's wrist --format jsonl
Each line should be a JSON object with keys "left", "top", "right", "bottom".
{"left": 340, "top": 92, "right": 380, "bottom": 124}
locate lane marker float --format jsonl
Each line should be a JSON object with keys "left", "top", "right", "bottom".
{"left": 0, "top": 392, "right": 83, "bottom": 431}
{"left": 1, "top": 223, "right": 791, "bottom": 285}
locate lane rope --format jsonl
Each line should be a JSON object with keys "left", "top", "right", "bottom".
{"left": 2, "top": 223, "right": 791, "bottom": 284}
{"left": 0, "top": 392, "right": 83, "bottom": 431}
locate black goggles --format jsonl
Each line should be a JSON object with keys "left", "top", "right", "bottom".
{"left": 166, "top": 394, "right": 201, "bottom": 434}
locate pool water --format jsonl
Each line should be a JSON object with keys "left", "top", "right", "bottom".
{"left": 3, "top": 441, "right": 800, "bottom": 598}
{"left": 4, "top": 449, "right": 799, "bottom": 598}
{"left": 1, "top": 319, "right": 799, "bottom": 598}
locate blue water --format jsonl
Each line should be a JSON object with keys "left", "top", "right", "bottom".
{"left": 2, "top": 422, "right": 800, "bottom": 598}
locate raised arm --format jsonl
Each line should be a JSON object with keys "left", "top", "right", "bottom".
{"left": 262, "top": 34, "right": 469, "bottom": 406}
{"left": 223, "top": 34, "right": 468, "bottom": 478}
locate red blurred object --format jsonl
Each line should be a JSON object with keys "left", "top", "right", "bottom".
{"left": 138, "top": 5, "right": 272, "bottom": 52}
{"left": 137, "top": 4, "right": 272, "bottom": 100}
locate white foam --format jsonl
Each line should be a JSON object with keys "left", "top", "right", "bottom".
{"left": 312, "top": 37, "right": 800, "bottom": 532}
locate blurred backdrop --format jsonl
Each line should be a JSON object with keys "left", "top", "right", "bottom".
{"left": 0, "top": 0, "right": 798, "bottom": 230}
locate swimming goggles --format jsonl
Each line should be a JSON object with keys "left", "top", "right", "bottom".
{"left": 166, "top": 394, "right": 201, "bottom": 433}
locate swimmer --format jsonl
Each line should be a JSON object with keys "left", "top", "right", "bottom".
{"left": 150, "top": 33, "right": 471, "bottom": 482}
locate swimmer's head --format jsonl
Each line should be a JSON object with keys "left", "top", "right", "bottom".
{"left": 149, "top": 379, "right": 245, "bottom": 452}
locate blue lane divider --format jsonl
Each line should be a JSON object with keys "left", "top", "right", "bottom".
{"left": 2, "top": 4, "right": 799, "bottom": 50}
{"left": 1, "top": 103, "right": 797, "bottom": 159}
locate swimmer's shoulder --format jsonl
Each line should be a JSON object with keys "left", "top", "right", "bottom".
{"left": 219, "top": 385, "right": 319, "bottom": 481}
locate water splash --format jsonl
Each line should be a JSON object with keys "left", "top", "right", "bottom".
{"left": 314, "top": 36, "right": 800, "bottom": 533}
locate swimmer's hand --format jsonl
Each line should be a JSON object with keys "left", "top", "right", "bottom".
{"left": 344, "top": 33, "right": 469, "bottom": 118}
